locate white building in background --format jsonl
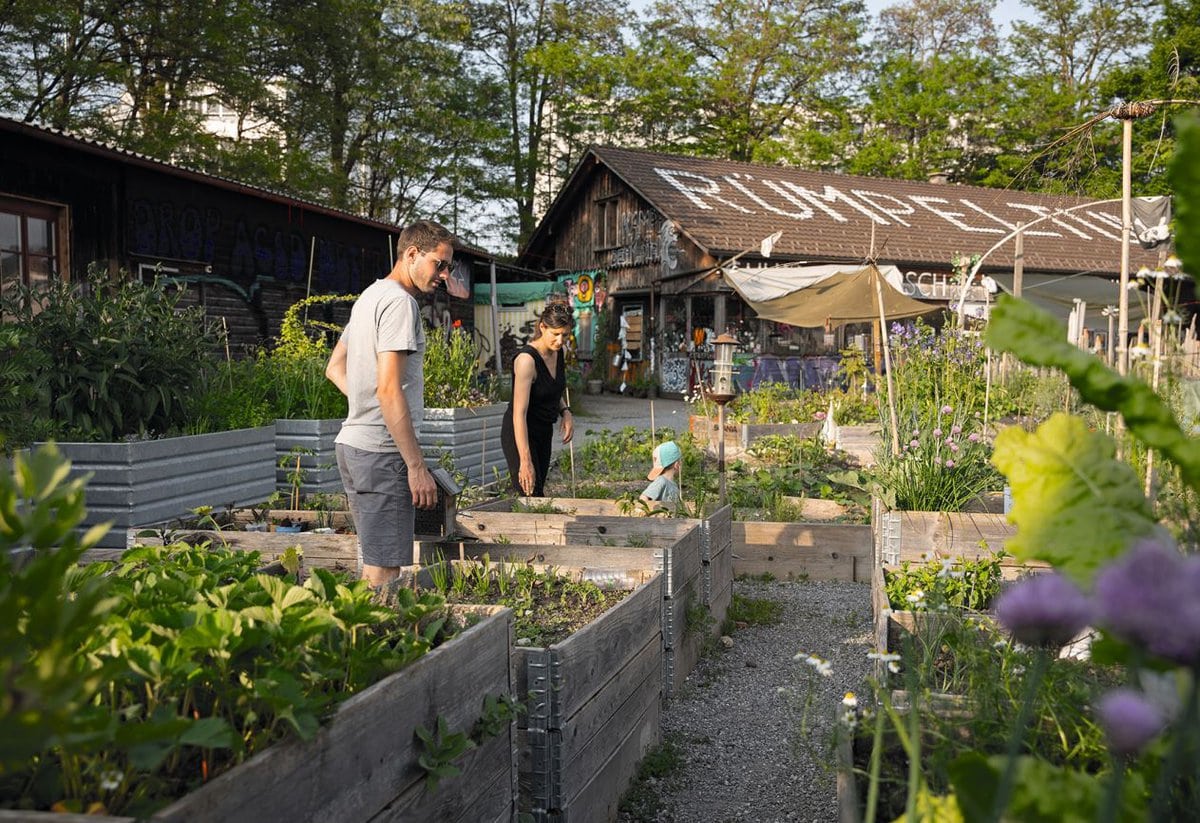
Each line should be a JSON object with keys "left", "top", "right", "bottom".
{"left": 180, "top": 87, "right": 283, "bottom": 142}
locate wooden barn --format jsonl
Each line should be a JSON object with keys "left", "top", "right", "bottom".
{"left": 518, "top": 145, "right": 1167, "bottom": 396}
{"left": 0, "top": 115, "right": 496, "bottom": 351}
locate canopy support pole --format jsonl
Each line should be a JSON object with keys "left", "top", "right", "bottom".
{"left": 873, "top": 268, "right": 901, "bottom": 456}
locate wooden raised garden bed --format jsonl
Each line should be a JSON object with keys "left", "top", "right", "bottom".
{"left": 738, "top": 420, "right": 821, "bottom": 449}
{"left": 733, "top": 520, "right": 871, "bottom": 582}
{"left": 0, "top": 605, "right": 516, "bottom": 823}
{"left": 423, "top": 537, "right": 704, "bottom": 698}
{"left": 400, "top": 562, "right": 665, "bottom": 823}
{"left": 452, "top": 501, "right": 736, "bottom": 693}
{"left": 516, "top": 574, "right": 663, "bottom": 822}
{"left": 871, "top": 498, "right": 1047, "bottom": 579}
{"left": 104, "top": 528, "right": 361, "bottom": 574}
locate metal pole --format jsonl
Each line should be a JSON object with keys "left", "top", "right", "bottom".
{"left": 490, "top": 259, "right": 502, "bottom": 375}
{"left": 717, "top": 401, "right": 727, "bottom": 506}
{"left": 1117, "top": 118, "right": 1133, "bottom": 376}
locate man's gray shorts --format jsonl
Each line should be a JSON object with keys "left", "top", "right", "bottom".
{"left": 336, "top": 443, "right": 413, "bottom": 568}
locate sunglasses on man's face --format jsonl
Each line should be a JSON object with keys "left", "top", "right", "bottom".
{"left": 425, "top": 253, "right": 452, "bottom": 273}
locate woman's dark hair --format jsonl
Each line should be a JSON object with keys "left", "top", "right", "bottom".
{"left": 538, "top": 302, "right": 574, "bottom": 331}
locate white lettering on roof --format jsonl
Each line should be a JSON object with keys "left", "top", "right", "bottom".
{"left": 910, "top": 195, "right": 1004, "bottom": 234}
{"left": 649, "top": 165, "right": 1113, "bottom": 244}
{"left": 1005, "top": 204, "right": 1066, "bottom": 237}
{"left": 723, "top": 173, "right": 810, "bottom": 219}
{"left": 757, "top": 179, "right": 815, "bottom": 219}
{"left": 654, "top": 168, "right": 753, "bottom": 212}
{"left": 771, "top": 182, "right": 880, "bottom": 223}
{"left": 959, "top": 199, "right": 1017, "bottom": 231}
{"left": 1078, "top": 211, "right": 1122, "bottom": 240}
{"left": 851, "top": 190, "right": 914, "bottom": 227}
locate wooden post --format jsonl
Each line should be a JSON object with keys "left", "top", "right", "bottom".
{"left": 1117, "top": 118, "right": 1133, "bottom": 376}
{"left": 1012, "top": 231, "right": 1024, "bottom": 299}
{"left": 873, "top": 269, "right": 901, "bottom": 456}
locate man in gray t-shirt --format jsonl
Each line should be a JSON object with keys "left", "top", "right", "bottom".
{"left": 325, "top": 220, "right": 455, "bottom": 587}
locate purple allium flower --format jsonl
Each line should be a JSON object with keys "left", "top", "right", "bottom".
{"left": 995, "top": 573, "right": 1092, "bottom": 648}
{"left": 951, "top": 425, "right": 962, "bottom": 435}
{"left": 968, "top": 432, "right": 981, "bottom": 442}
{"left": 933, "top": 428, "right": 943, "bottom": 437}
{"left": 945, "top": 459, "right": 955, "bottom": 468}
{"left": 1097, "top": 689, "right": 1165, "bottom": 757}
{"left": 1094, "top": 536, "right": 1200, "bottom": 665}
{"left": 941, "top": 405, "right": 953, "bottom": 415}
{"left": 909, "top": 439, "right": 920, "bottom": 449}
{"left": 950, "top": 442, "right": 959, "bottom": 452}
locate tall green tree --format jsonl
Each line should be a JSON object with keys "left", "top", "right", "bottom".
{"left": 1099, "top": 0, "right": 1200, "bottom": 195}
{"left": 468, "top": 0, "right": 630, "bottom": 247}
{"left": 842, "top": 0, "right": 1013, "bottom": 182}
{"left": 629, "top": 0, "right": 867, "bottom": 164}
{"left": 994, "top": 0, "right": 1159, "bottom": 195}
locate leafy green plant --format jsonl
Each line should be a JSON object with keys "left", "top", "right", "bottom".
{"left": 425, "top": 559, "right": 626, "bottom": 647}
{"left": 511, "top": 498, "right": 572, "bottom": 514}
{"left": 414, "top": 716, "right": 474, "bottom": 792}
{"left": 724, "top": 593, "right": 783, "bottom": 628}
{"left": 424, "top": 328, "right": 496, "bottom": 409}
{"left": 261, "top": 293, "right": 353, "bottom": 420}
{"left": 2, "top": 453, "right": 458, "bottom": 817}
{"left": 278, "top": 446, "right": 315, "bottom": 510}
{"left": 0, "top": 266, "right": 219, "bottom": 445}
{"left": 871, "top": 405, "right": 1002, "bottom": 512}
{"left": 883, "top": 551, "right": 1006, "bottom": 612}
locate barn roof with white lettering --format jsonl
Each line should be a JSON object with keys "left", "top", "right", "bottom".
{"left": 525, "top": 144, "right": 1161, "bottom": 276}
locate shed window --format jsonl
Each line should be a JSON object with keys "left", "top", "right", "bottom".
{"left": 0, "top": 196, "right": 65, "bottom": 295}
{"left": 595, "top": 198, "right": 619, "bottom": 250}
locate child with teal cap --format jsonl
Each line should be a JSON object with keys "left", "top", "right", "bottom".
{"left": 641, "top": 441, "right": 681, "bottom": 503}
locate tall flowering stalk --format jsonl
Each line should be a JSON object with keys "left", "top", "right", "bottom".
{"left": 872, "top": 403, "right": 1000, "bottom": 511}
{"left": 888, "top": 318, "right": 992, "bottom": 422}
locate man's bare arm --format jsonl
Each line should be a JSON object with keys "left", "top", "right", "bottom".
{"left": 377, "top": 350, "right": 437, "bottom": 508}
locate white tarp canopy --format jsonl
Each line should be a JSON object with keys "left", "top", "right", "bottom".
{"left": 721, "top": 263, "right": 936, "bottom": 328}
{"left": 722, "top": 263, "right": 907, "bottom": 303}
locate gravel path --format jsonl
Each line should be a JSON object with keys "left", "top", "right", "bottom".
{"left": 621, "top": 579, "right": 874, "bottom": 823}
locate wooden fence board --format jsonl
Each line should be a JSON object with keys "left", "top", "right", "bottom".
{"left": 111, "top": 530, "right": 359, "bottom": 571}
{"left": 553, "top": 576, "right": 664, "bottom": 715}
{"left": 733, "top": 522, "right": 871, "bottom": 582}
{"left": 709, "top": 579, "right": 732, "bottom": 632}
{"left": 562, "top": 690, "right": 661, "bottom": 823}
{"left": 558, "top": 635, "right": 661, "bottom": 799}
{"left": 417, "top": 542, "right": 661, "bottom": 587}
{"left": 454, "top": 510, "right": 572, "bottom": 544}
{"left": 563, "top": 517, "right": 694, "bottom": 549}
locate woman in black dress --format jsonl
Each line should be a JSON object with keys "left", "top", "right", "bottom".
{"left": 501, "top": 303, "right": 575, "bottom": 496}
